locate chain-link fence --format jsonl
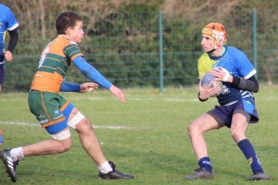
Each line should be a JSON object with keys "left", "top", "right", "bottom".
{"left": 2, "top": 9, "right": 278, "bottom": 92}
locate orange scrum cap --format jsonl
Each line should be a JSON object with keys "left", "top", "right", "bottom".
{"left": 202, "top": 22, "right": 226, "bottom": 48}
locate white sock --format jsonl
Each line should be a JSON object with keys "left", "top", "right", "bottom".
{"left": 98, "top": 161, "right": 113, "bottom": 173}
{"left": 10, "top": 147, "right": 24, "bottom": 160}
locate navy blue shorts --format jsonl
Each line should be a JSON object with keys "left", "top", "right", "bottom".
{"left": 207, "top": 98, "right": 259, "bottom": 128}
{"left": 0, "top": 64, "right": 5, "bottom": 85}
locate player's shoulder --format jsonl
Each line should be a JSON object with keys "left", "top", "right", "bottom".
{"left": 198, "top": 52, "right": 211, "bottom": 66}
{"left": 226, "top": 46, "right": 244, "bottom": 54}
{"left": 198, "top": 52, "right": 210, "bottom": 61}
{"left": 56, "top": 35, "right": 79, "bottom": 47}
{"left": 0, "top": 3, "right": 8, "bottom": 10}
{"left": 0, "top": 4, "right": 12, "bottom": 13}
{"left": 226, "top": 46, "right": 248, "bottom": 60}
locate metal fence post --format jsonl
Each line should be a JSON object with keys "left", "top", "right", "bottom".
{"left": 252, "top": 8, "right": 257, "bottom": 79}
{"left": 158, "top": 10, "right": 164, "bottom": 94}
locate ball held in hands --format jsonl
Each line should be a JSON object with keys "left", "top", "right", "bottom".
{"left": 200, "top": 72, "right": 222, "bottom": 97}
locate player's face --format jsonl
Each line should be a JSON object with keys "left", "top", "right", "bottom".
{"left": 201, "top": 34, "right": 215, "bottom": 52}
{"left": 67, "top": 21, "right": 84, "bottom": 43}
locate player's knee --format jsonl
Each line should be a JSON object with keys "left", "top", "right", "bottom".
{"left": 51, "top": 129, "right": 72, "bottom": 152}
{"left": 76, "top": 118, "right": 93, "bottom": 135}
{"left": 60, "top": 140, "right": 72, "bottom": 152}
{"left": 230, "top": 130, "right": 243, "bottom": 142}
{"left": 188, "top": 121, "right": 199, "bottom": 136}
{"left": 77, "top": 118, "right": 93, "bottom": 132}
{"left": 52, "top": 137, "right": 72, "bottom": 153}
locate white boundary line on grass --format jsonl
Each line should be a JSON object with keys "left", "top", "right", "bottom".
{"left": 0, "top": 96, "right": 200, "bottom": 102}
{"left": 0, "top": 121, "right": 136, "bottom": 129}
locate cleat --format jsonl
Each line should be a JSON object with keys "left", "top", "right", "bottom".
{"left": 185, "top": 168, "right": 215, "bottom": 180}
{"left": 98, "top": 161, "right": 134, "bottom": 180}
{"left": 0, "top": 148, "right": 19, "bottom": 182}
{"left": 248, "top": 172, "right": 269, "bottom": 180}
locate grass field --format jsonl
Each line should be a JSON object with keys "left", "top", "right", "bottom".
{"left": 0, "top": 85, "right": 278, "bottom": 185}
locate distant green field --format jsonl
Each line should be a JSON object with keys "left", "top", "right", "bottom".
{"left": 0, "top": 86, "right": 278, "bottom": 185}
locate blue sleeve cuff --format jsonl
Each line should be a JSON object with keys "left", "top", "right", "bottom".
{"left": 60, "top": 81, "right": 80, "bottom": 92}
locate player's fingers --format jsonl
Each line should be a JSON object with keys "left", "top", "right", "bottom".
{"left": 5, "top": 55, "right": 12, "bottom": 61}
{"left": 4, "top": 52, "right": 13, "bottom": 61}
{"left": 89, "top": 83, "right": 99, "bottom": 89}
{"left": 116, "top": 92, "right": 126, "bottom": 104}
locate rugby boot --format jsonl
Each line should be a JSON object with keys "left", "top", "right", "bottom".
{"left": 248, "top": 172, "right": 269, "bottom": 180}
{"left": 185, "top": 168, "right": 215, "bottom": 180}
{"left": 98, "top": 161, "right": 134, "bottom": 179}
{"left": 0, "top": 148, "right": 19, "bottom": 182}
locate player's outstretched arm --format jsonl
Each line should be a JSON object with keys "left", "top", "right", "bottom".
{"left": 73, "top": 56, "right": 112, "bottom": 88}
{"left": 73, "top": 56, "right": 126, "bottom": 103}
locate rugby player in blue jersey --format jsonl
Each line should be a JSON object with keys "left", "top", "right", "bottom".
{"left": 185, "top": 23, "right": 269, "bottom": 181}
{"left": 0, "top": 3, "right": 19, "bottom": 145}
{"left": 0, "top": 3, "right": 19, "bottom": 93}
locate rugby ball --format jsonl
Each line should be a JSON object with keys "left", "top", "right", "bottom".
{"left": 200, "top": 72, "right": 222, "bottom": 96}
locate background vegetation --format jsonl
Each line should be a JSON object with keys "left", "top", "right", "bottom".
{"left": 1, "top": 0, "right": 278, "bottom": 91}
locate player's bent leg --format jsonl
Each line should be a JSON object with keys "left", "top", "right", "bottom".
{"left": 18, "top": 113, "right": 73, "bottom": 157}
{"left": 67, "top": 108, "right": 133, "bottom": 179}
{"left": 0, "top": 122, "right": 72, "bottom": 182}
{"left": 231, "top": 112, "right": 269, "bottom": 180}
{"left": 67, "top": 108, "right": 107, "bottom": 165}
{"left": 187, "top": 113, "right": 218, "bottom": 159}
{"left": 76, "top": 118, "right": 133, "bottom": 179}
{"left": 230, "top": 112, "right": 249, "bottom": 142}
{"left": 186, "top": 114, "right": 218, "bottom": 180}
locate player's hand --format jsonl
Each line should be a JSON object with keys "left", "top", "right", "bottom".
{"left": 109, "top": 85, "right": 126, "bottom": 104}
{"left": 211, "top": 67, "right": 231, "bottom": 82}
{"left": 80, "top": 82, "right": 99, "bottom": 93}
{"left": 199, "top": 80, "right": 219, "bottom": 98}
{"left": 4, "top": 51, "right": 13, "bottom": 61}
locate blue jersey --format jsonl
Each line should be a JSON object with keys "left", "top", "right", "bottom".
{"left": 198, "top": 46, "right": 256, "bottom": 105}
{"left": 0, "top": 4, "right": 19, "bottom": 62}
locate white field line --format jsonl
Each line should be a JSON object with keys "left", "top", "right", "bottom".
{"left": 0, "top": 95, "right": 276, "bottom": 102}
{"left": 0, "top": 121, "right": 136, "bottom": 129}
{"left": 0, "top": 96, "right": 198, "bottom": 102}
{"left": 79, "top": 97, "right": 199, "bottom": 102}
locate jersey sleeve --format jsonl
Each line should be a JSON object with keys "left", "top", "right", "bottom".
{"left": 235, "top": 50, "right": 256, "bottom": 79}
{"left": 6, "top": 7, "right": 19, "bottom": 31}
{"left": 63, "top": 42, "right": 84, "bottom": 62}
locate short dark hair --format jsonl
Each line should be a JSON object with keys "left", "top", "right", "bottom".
{"left": 55, "top": 12, "right": 82, "bottom": 35}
